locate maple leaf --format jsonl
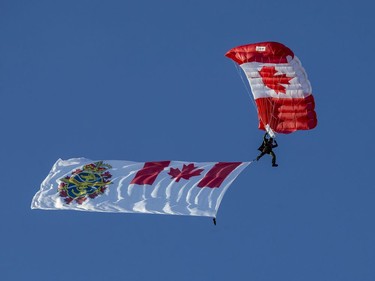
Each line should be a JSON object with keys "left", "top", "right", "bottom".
{"left": 168, "top": 164, "right": 204, "bottom": 182}
{"left": 258, "top": 66, "right": 293, "bottom": 94}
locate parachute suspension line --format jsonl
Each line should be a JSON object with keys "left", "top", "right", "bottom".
{"left": 263, "top": 56, "right": 292, "bottom": 138}
{"left": 267, "top": 56, "right": 290, "bottom": 137}
{"left": 265, "top": 97, "right": 277, "bottom": 138}
{"left": 234, "top": 63, "right": 277, "bottom": 138}
{"left": 234, "top": 63, "right": 269, "bottom": 132}
{"left": 234, "top": 63, "right": 253, "bottom": 103}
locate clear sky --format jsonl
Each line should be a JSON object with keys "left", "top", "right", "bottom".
{"left": 1, "top": 1, "right": 375, "bottom": 280}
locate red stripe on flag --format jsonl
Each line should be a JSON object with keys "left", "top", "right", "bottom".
{"left": 131, "top": 161, "right": 170, "bottom": 185}
{"left": 197, "top": 162, "right": 242, "bottom": 188}
{"left": 256, "top": 95, "right": 317, "bottom": 134}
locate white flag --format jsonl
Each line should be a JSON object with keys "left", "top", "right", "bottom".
{"left": 31, "top": 158, "right": 250, "bottom": 217}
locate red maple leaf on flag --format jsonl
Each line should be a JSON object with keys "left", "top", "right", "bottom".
{"left": 168, "top": 164, "right": 204, "bottom": 182}
{"left": 258, "top": 66, "right": 293, "bottom": 94}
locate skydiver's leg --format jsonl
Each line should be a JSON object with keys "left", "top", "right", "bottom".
{"left": 256, "top": 152, "right": 266, "bottom": 161}
{"left": 270, "top": 151, "right": 278, "bottom": 166}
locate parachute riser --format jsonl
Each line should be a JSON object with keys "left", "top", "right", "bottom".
{"left": 265, "top": 124, "right": 276, "bottom": 139}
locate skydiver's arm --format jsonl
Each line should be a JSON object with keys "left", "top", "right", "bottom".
{"left": 273, "top": 140, "right": 278, "bottom": 148}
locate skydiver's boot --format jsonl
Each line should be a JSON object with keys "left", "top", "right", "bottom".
{"left": 270, "top": 151, "right": 277, "bottom": 167}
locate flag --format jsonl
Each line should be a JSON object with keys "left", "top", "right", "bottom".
{"left": 226, "top": 41, "right": 317, "bottom": 134}
{"left": 31, "top": 158, "right": 250, "bottom": 217}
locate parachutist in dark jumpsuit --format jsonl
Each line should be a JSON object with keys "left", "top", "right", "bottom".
{"left": 256, "top": 133, "right": 278, "bottom": 167}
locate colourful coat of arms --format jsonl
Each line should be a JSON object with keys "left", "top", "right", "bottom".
{"left": 58, "top": 161, "right": 112, "bottom": 204}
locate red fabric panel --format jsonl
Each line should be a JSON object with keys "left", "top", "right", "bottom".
{"left": 225, "top": 42, "right": 294, "bottom": 64}
{"left": 255, "top": 95, "right": 317, "bottom": 134}
{"left": 197, "top": 162, "right": 242, "bottom": 188}
{"left": 130, "top": 161, "right": 171, "bottom": 185}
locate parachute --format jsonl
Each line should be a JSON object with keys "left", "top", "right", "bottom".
{"left": 226, "top": 42, "right": 317, "bottom": 137}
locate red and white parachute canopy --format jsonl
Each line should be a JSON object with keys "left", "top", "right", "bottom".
{"left": 226, "top": 42, "right": 317, "bottom": 136}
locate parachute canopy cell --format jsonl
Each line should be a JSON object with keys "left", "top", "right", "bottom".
{"left": 226, "top": 41, "right": 317, "bottom": 134}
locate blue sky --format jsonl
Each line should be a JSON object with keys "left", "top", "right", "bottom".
{"left": 1, "top": 1, "right": 375, "bottom": 280}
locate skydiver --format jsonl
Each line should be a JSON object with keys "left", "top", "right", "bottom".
{"left": 256, "top": 133, "right": 278, "bottom": 167}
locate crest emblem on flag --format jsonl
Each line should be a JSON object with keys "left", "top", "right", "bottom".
{"left": 58, "top": 161, "right": 112, "bottom": 204}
